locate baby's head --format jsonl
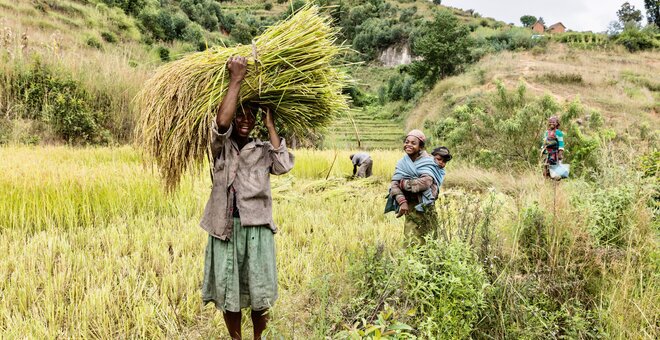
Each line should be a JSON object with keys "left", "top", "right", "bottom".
{"left": 431, "top": 147, "right": 452, "bottom": 169}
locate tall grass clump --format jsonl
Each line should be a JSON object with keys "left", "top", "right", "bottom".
{"left": 135, "top": 5, "right": 351, "bottom": 191}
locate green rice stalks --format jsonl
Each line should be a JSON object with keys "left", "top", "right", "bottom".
{"left": 135, "top": 5, "right": 351, "bottom": 191}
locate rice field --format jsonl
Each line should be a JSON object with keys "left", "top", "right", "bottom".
{"left": 323, "top": 111, "right": 404, "bottom": 150}
{"left": 1, "top": 146, "right": 657, "bottom": 338}
{"left": 0, "top": 146, "right": 406, "bottom": 338}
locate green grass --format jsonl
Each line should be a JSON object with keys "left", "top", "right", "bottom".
{"left": 0, "top": 145, "right": 657, "bottom": 338}
{"left": 0, "top": 146, "right": 403, "bottom": 338}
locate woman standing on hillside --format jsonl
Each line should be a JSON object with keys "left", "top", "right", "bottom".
{"left": 386, "top": 130, "right": 444, "bottom": 244}
{"left": 541, "top": 116, "right": 565, "bottom": 178}
{"left": 199, "top": 56, "right": 294, "bottom": 339}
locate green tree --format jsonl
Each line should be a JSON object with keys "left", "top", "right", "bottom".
{"left": 616, "top": 24, "right": 660, "bottom": 51}
{"left": 520, "top": 15, "right": 537, "bottom": 27}
{"left": 409, "top": 10, "right": 474, "bottom": 87}
{"left": 617, "top": 2, "right": 643, "bottom": 25}
{"left": 644, "top": 0, "right": 660, "bottom": 27}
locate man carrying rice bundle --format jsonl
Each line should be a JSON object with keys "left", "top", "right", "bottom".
{"left": 199, "top": 56, "right": 294, "bottom": 339}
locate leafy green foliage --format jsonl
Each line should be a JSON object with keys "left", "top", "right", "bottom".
{"left": 333, "top": 0, "right": 416, "bottom": 61}
{"left": 645, "top": 0, "right": 660, "bottom": 27}
{"left": 157, "top": 46, "right": 170, "bottom": 61}
{"left": 352, "top": 18, "right": 406, "bottom": 60}
{"left": 617, "top": 2, "right": 643, "bottom": 25}
{"left": 86, "top": 36, "right": 103, "bottom": 49}
{"left": 9, "top": 60, "right": 111, "bottom": 144}
{"left": 472, "top": 26, "right": 547, "bottom": 58}
{"left": 179, "top": 0, "right": 231, "bottom": 31}
{"left": 98, "top": 0, "right": 147, "bottom": 16}
{"left": 520, "top": 15, "right": 537, "bottom": 27}
{"left": 336, "top": 307, "right": 415, "bottom": 339}
{"left": 639, "top": 151, "right": 659, "bottom": 179}
{"left": 138, "top": 7, "right": 190, "bottom": 42}
{"left": 615, "top": 24, "right": 660, "bottom": 52}
{"left": 379, "top": 73, "right": 422, "bottom": 103}
{"left": 342, "top": 239, "right": 487, "bottom": 338}
{"left": 409, "top": 10, "right": 474, "bottom": 87}
{"left": 402, "top": 240, "right": 487, "bottom": 338}
{"left": 577, "top": 184, "right": 637, "bottom": 247}
{"left": 230, "top": 13, "right": 261, "bottom": 44}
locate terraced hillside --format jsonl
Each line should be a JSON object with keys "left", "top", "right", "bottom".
{"left": 323, "top": 110, "right": 404, "bottom": 150}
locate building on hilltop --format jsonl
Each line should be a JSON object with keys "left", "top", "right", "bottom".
{"left": 530, "top": 21, "right": 566, "bottom": 34}
{"left": 547, "top": 22, "right": 566, "bottom": 33}
{"left": 531, "top": 21, "right": 545, "bottom": 33}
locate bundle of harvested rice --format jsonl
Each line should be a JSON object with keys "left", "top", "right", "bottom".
{"left": 135, "top": 5, "right": 350, "bottom": 191}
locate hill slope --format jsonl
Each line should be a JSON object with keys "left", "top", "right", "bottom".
{"left": 408, "top": 43, "right": 659, "bottom": 137}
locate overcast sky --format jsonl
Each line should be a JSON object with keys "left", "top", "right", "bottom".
{"left": 442, "top": 0, "right": 648, "bottom": 32}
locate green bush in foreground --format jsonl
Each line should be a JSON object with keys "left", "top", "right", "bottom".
{"left": 342, "top": 239, "right": 487, "bottom": 339}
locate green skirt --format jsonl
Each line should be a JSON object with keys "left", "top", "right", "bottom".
{"left": 202, "top": 218, "right": 278, "bottom": 312}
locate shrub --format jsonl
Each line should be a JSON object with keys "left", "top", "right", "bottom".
{"left": 100, "top": 31, "right": 117, "bottom": 43}
{"left": 474, "top": 26, "right": 546, "bottom": 53}
{"left": 380, "top": 73, "right": 421, "bottom": 102}
{"left": 230, "top": 14, "right": 261, "bottom": 44}
{"left": 264, "top": 2, "right": 273, "bottom": 11}
{"left": 99, "top": 0, "right": 147, "bottom": 16}
{"left": 615, "top": 24, "right": 660, "bottom": 52}
{"left": 138, "top": 7, "right": 189, "bottom": 42}
{"left": 343, "top": 85, "right": 376, "bottom": 107}
{"left": 342, "top": 240, "right": 487, "bottom": 338}
{"left": 179, "top": 0, "right": 232, "bottom": 32}
{"left": 639, "top": 151, "right": 659, "bottom": 179}
{"left": 555, "top": 32, "right": 611, "bottom": 49}
{"left": 335, "top": 0, "right": 407, "bottom": 62}
{"left": 351, "top": 17, "right": 406, "bottom": 60}
{"left": 85, "top": 36, "right": 102, "bottom": 49}
{"left": 157, "top": 46, "right": 170, "bottom": 61}
{"left": 10, "top": 60, "right": 111, "bottom": 144}
{"left": 402, "top": 240, "right": 487, "bottom": 338}
{"left": 182, "top": 22, "right": 204, "bottom": 43}
{"left": 580, "top": 184, "right": 636, "bottom": 247}
{"left": 531, "top": 44, "right": 547, "bottom": 55}
{"left": 518, "top": 203, "right": 549, "bottom": 262}
{"left": 49, "top": 92, "right": 107, "bottom": 144}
